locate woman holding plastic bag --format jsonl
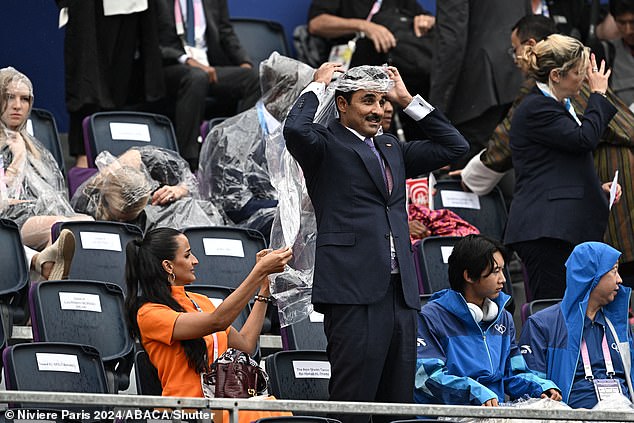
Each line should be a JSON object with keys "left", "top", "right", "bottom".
{"left": 125, "top": 227, "right": 292, "bottom": 420}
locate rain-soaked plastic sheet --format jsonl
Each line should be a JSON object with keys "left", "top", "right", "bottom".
{"left": 71, "top": 146, "right": 224, "bottom": 231}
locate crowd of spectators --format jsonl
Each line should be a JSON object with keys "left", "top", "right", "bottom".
{"left": 3, "top": 0, "right": 634, "bottom": 417}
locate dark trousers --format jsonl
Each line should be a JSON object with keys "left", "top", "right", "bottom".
{"left": 163, "top": 64, "right": 260, "bottom": 164}
{"left": 321, "top": 274, "right": 417, "bottom": 423}
{"left": 512, "top": 238, "right": 574, "bottom": 301}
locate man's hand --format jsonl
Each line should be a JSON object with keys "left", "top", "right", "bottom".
{"left": 541, "top": 388, "right": 562, "bottom": 401}
{"left": 186, "top": 57, "right": 218, "bottom": 83}
{"left": 413, "top": 14, "right": 435, "bottom": 37}
{"left": 313, "top": 62, "right": 347, "bottom": 86}
{"left": 239, "top": 62, "right": 253, "bottom": 69}
{"left": 482, "top": 398, "right": 499, "bottom": 407}
{"left": 384, "top": 66, "right": 413, "bottom": 108}
{"left": 602, "top": 181, "right": 622, "bottom": 204}
{"left": 409, "top": 220, "right": 431, "bottom": 239}
{"left": 360, "top": 21, "right": 397, "bottom": 53}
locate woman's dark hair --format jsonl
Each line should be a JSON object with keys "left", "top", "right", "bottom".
{"left": 125, "top": 227, "right": 209, "bottom": 373}
{"left": 448, "top": 234, "right": 507, "bottom": 294}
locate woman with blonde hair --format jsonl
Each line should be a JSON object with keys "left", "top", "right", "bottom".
{"left": 505, "top": 34, "right": 619, "bottom": 300}
{"left": 0, "top": 67, "right": 91, "bottom": 279}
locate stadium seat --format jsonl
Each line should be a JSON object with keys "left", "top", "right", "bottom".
{"left": 51, "top": 221, "right": 143, "bottom": 293}
{"left": 134, "top": 349, "right": 162, "bottom": 396}
{"left": 280, "top": 312, "right": 327, "bottom": 351}
{"left": 264, "top": 350, "right": 330, "bottom": 401}
{"left": 0, "top": 219, "right": 30, "bottom": 326}
{"left": 27, "top": 108, "right": 65, "bottom": 175}
{"left": 84, "top": 111, "right": 179, "bottom": 168}
{"left": 432, "top": 178, "right": 508, "bottom": 241}
{"left": 185, "top": 285, "right": 250, "bottom": 330}
{"left": 230, "top": 18, "right": 290, "bottom": 65}
{"left": 200, "top": 117, "right": 228, "bottom": 143}
{"left": 2, "top": 342, "right": 109, "bottom": 410}
{"left": 521, "top": 298, "right": 561, "bottom": 324}
{"left": 29, "top": 280, "right": 134, "bottom": 393}
{"left": 417, "top": 236, "right": 514, "bottom": 312}
{"left": 419, "top": 294, "right": 433, "bottom": 309}
{"left": 185, "top": 284, "right": 260, "bottom": 360}
{"left": 183, "top": 226, "right": 266, "bottom": 288}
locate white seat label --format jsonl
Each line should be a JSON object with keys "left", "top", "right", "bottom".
{"left": 109, "top": 122, "right": 151, "bottom": 142}
{"left": 36, "top": 353, "right": 80, "bottom": 373}
{"left": 292, "top": 360, "right": 331, "bottom": 379}
{"left": 59, "top": 292, "right": 102, "bottom": 312}
{"left": 203, "top": 238, "right": 245, "bottom": 257}
{"left": 80, "top": 232, "right": 122, "bottom": 251}
{"left": 440, "top": 191, "right": 481, "bottom": 209}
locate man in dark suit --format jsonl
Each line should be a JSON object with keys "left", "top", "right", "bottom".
{"left": 430, "top": 0, "right": 531, "bottom": 168}
{"left": 283, "top": 63, "right": 468, "bottom": 423}
{"left": 155, "top": 0, "right": 260, "bottom": 169}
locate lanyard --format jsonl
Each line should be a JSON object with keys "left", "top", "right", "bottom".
{"left": 185, "top": 292, "right": 219, "bottom": 362}
{"left": 535, "top": 81, "right": 582, "bottom": 126}
{"left": 366, "top": 0, "right": 383, "bottom": 21}
{"left": 580, "top": 329, "right": 615, "bottom": 380}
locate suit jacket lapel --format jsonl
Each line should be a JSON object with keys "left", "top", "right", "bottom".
{"left": 330, "top": 122, "right": 389, "bottom": 199}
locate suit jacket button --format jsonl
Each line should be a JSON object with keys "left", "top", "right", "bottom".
{"left": 386, "top": 206, "right": 390, "bottom": 211}
{"left": 384, "top": 234, "right": 390, "bottom": 239}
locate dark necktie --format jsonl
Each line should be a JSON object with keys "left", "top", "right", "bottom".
{"left": 186, "top": 0, "right": 196, "bottom": 46}
{"left": 363, "top": 137, "right": 393, "bottom": 194}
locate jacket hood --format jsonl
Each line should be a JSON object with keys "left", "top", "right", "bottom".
{"left": 561, "top": 242, "right": 623, "bottom": 320}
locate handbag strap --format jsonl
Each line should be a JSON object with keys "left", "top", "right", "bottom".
{"left": 366, "top": 0, "right": 383, "bottom": 21}
{"left": 185, "top": 292, "right": 220, "bottom": 363}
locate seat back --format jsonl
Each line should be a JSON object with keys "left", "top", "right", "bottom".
{"left": 85, "top": 111, "right": 178, "bottom": 167}
{"left": 134, "top": 349, "right": 162, "bottom": 396}
{"left": 27, "top": 108, "right": 65, "bottom": 174}
{"left": 0, "top": 219, "right": 30, "bottom": 325}
{"left": 522, "top": 298, "right": 561, "bottom": 324}
{"left": 255, "top": 418, "right": 340, "bottom": 423}
{"left": 183, "top": 226, "right": 266, "bottom": 288}
{"left": 417, "top": 236, "right": 513, "bottom": 299}
{"left": 230, "top": 18, "right": 290, "bottom": 65}
{"left": 29, "top": 280, "right": 134, "bottom": 392}
{"left": 265, "top": 350, "right": 330, "bottom": 401}
{"left": 185, "top": 285, "right": 250, "bottom": 330}
{"left": 432, "top": 178, "right": 508, "bottom": 240}
{"left": 2, "top": 342, "right": 108, "bottom": 408}
{"left": 280, "top": 312, "right": 327, "bottom": 351}
{"left": 53, "top": 221, "right": 144, "bottom": 293}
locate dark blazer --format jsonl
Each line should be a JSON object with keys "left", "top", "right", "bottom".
{"left": 283, "top": 92, "right": 468, "bottom": 309}
{"left": 155, "top": 0, "right": 251, "bottom": 66}
{"left": 429, "top": 0, "right": 530, "bottom": 124}
{"left": 505, "top": 87, "right": 617, "bottom": 246}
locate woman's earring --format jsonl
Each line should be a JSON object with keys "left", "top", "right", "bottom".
{"left": 167, "top": 272, "right": 176, "bottom": 284}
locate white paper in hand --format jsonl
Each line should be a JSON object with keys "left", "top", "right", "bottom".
{"left": 609, "top": 170, "right": 619, "bottom": 210}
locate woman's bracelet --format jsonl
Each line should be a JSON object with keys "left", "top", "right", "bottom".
{"left": 254, "top": 294, "right": 273, "bottom": 303}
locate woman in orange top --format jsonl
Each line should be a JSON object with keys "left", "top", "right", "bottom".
{"left": 125, "top": 227, "right": 292, "bottom": 419}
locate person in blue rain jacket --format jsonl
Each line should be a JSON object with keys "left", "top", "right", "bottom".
{"left": 415, "top": 234, "right": 561, "bottom": 406}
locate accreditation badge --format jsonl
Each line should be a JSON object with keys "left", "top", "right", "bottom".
{"left": 592, "top": 378, "right": 623, "bottom": 402}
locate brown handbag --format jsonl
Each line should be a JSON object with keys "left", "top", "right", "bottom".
{"left": 201, "top": 348, "right": 268, "bottom": 398}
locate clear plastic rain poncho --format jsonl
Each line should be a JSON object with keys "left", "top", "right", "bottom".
{"left": 265, "top": 59, "right": 394, "bottom": 326}
{"left": 0, "top": 67, "right": 75, "bottom": 229}
{"left": 71, "top": 146, "right": 224, "bottom": 231}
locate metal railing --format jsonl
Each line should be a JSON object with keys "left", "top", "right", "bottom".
{"left": 0, "top": 391, "right": 632, "bottom": 422}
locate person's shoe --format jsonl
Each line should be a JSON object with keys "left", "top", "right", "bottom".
{"left": 36, "top": 229, "right": 76, "bottom": 280}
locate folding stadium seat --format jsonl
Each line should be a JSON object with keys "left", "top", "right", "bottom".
{"left": 200, "top": 117, "right": 228, "bottom": 143}
{"left": 520, "top": 298, "right": 561, "bottom": 324}
{"left": 230, "top": 18, "right": 290, "bottom": 65}
{"left": 185, "top": 285, "right": 250, "bottom": 330}
{"left": 185, "top": 284, "right": 260, "bottom": 360}
{"left": 0, "top": 219, "right": 30, "bottom": 326}
{"left": 51, "top": 221, "right": 143, "bottom": 293}
{"left": 2, "top": 342, "right": 109, "bottom": 411}
{"left": 27, "top": 108, "right": 65, "bottom": 175}
{"left": 417, "top": 236, "right": 514, "bottom": 312}
{"left": 419, "top": 293, "right": 432, "bottom": 309}
{"left": 280, "top": 311, "right": 327, "bottom": 351}
{"left": 29, "top": 279, "right": 134, "bottom": 392}
{"left": 264, "top": 350, "right": 330, "bottom": 401}
{"left": 183, "top": 226, "right": 267, "bottom": 288}
{"left": 431, "top": 178, "right": 508, "bottom": 241}
{"left": 134, "top": 349, "right": 162, "bottom": 396}
{"left": 84, "top": 111, "right": 179, "bottom": 168}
